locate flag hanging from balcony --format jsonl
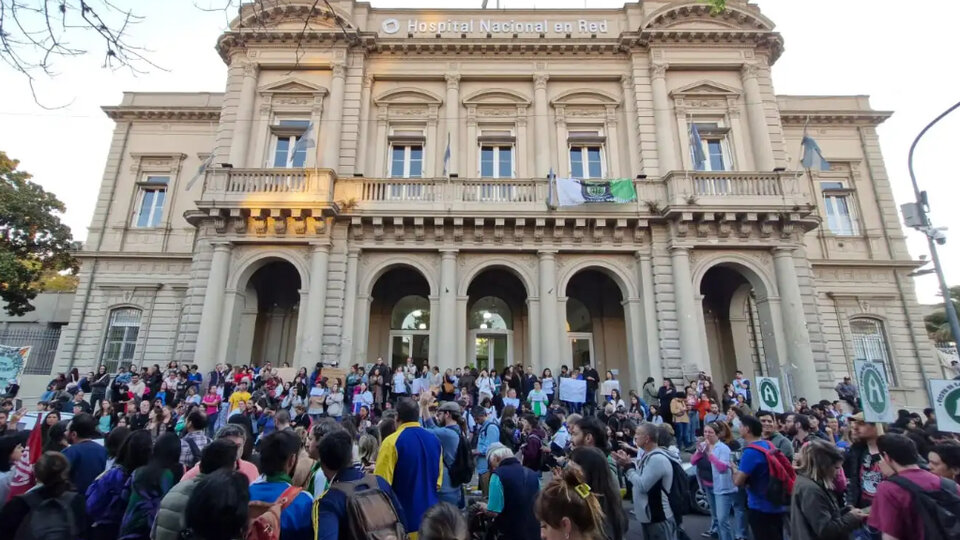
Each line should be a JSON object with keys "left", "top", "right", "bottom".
{"left": 289, "top": 121, "right": 316, "bottom": 167}
{"left": 556, "top": 178, "right": 637, "bottom": 206}
{"left": 546, "top": 168, "right": 559, "bottom": 210}
{"left": 690, "top": 123, "right": 707, "bottom": 170}
{"left": 442, "top": 132, "right": 451, "bottom": 177}
{"left": 800, "top": 135, "right": 830, "bottom": 171}
{"left": 185, "top": 152, "right": 215, "bottom": 190}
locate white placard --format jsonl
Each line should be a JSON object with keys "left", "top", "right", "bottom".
{"left": 601, "top": 380, "right": 621, "bottom": 396}
{"left": 755, "top": 377, "right": 784, "bottom": 413}
{"left": 559, "top": 377, "right": 587, "bottom": 403}
{"left": 855, "top": 360, "right": 894, "bottom": 423}
{"left": 931, "top": 379, "right": 960, "bottom": 433}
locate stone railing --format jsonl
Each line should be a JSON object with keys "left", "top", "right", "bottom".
{"left": 335, "top": 177, "right": 557, "bottom": 213}
{"left": 662, "top": 171, "right": 808, "bottom": 209}
{"left": 202, "top": 167, "right": 336, "bottom": 205}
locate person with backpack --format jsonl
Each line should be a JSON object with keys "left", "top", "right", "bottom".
{"left": 87, "top": 430, "right": 152, "bottom": 540}
{"left": 119, "top": 432, "right": 184, "bottom": 540}
{"left": 312, "top": 430, "right": 407, "bottom": 540}
{"left": 867, "top": 433, "right": 960, "bottom": 540}
{"left": 182, "top": 470, "right": 250, "bottom": 540}
{"left": 612, "top": 422, "right": 682, "bottom": 540}
{"left": 179, "top": 411, "right": 212, "bottom": 470}
{"left": 479, "top": 444, "right": 541, "bottom": 540}
{"left": 0, "top": 451, "right": 89, "bottom": 539}
{"left": 472, "top": 406, "right": 500, "bottom": 498}
{"left": 248, "top": 431, "right": 314, "bottom": 540}
{"left": 62, "top": 413, "right": 108, "bottom": 495}
{"left": 733, "top": 415, "right": 791, "bottom": 540}
{"left": 152, "top": 439, "right": 240, "bottom": 540}
{"left": 418, "top": 394, "right": 469, "bottom": 508}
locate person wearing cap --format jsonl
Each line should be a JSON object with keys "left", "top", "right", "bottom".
{"left": 418, "top": 392, "right": 465, "bottom": 508}
{"left": 842, "top": 413, "right": 884, "bottom": 510}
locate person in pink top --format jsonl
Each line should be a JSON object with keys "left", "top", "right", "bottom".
{"left": 867, "top": 433, "right": 960, "bottom": 540}
{"left": 201, "top": 386, "right": 222, "bottom": 438}
{"left": 181, "top": 424, "right": 259, "bottom": 484}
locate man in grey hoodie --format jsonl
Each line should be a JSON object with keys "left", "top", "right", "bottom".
{"left": 613, "top": 423, "right": 678, "bottom": 540}
{"left": 758, "top": 410, "right": 794, "bottom": 461}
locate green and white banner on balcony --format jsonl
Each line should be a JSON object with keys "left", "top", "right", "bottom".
{"left": 555, "top": 178, "right": 637, "bottom": 207}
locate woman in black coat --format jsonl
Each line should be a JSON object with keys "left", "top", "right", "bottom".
{"left": 657, "top": 378, "right": 679, "bottom": 425}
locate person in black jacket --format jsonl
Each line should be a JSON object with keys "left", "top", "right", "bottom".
{"left": 842, "top": 415, "right": 883, "bottom": 509}
{"left": 657, "top": 378, "right": 679, "bottom": 425}
{"left": 90, "top": 365, "right": 111, "bottom": 412}
{"left": 0, "top": 451, "right": 89, "bottom": 535}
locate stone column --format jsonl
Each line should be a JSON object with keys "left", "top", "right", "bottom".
{"left": 229, "top": 62, "right": 258, "bottom": 167}
{"left": 539, "top": 251, "right": 561, "bottom": 368}
{"left": 194, "top": 242, "right": 232, "bottom": 371}
{"left": 670, "top": 246, "right": 708, "bottom": 373}
{"left": 301, "top": 243, "right": 331, "bottom": 367}
{"left": 438, "top": 250, "right": 458, "bottom": 369}
{"left": 444, "top": 74, "right": 460, "bottom": 177}
{"left": 621, "top": 75, "right": 642, "bottom": 178}
{"left": 533, "top": 73, "right": 551, "bottom": 177}
{"left": 623, "top": 298, "right": 646, "bottom": 394}
{"left": 773, "top": 247, "right": 820, "bottom": 401}
{"left": 651, "top": 62, "right": 678, "bottom": 175}
{"left": 322, "top": 62, "right": 346, "bottom": 171}
{"left": 339, "top": 248, "right": 360, "bottom": 366}
{"left": 604, "top": 106, "right": 621, "bottom": 177}
{"left": 356, "top": 75, "right": 374, "bottom": 175}
{"left": 742, "top": 62, "right": 775, "bottom": 171}
{"left": 353, "top": 295, "right": 371, "bottom": 366}
{"left": 637, "top": 252, "right": 662, "bottom": 380}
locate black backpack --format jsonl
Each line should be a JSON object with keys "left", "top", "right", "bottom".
{"left": 648, "top": 450, "right": 691, "bottom": 524}
{"left": 14, "top": 491, "right": 78, "bottom": 540}
{"left": 447, "top": 430, "right": 475, "bottom": 487}
{"left": 888, "top": 474, "right": 960, "bottom": 539}
{"left": 328, "top": 475, "right": 406, "bottom": 540}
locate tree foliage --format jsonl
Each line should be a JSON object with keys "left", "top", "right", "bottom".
{"left": 924, "top": 286, "right": 960, "bottom": 342}
{"left": 0, "top": 152, "right": 78, "bottom": 316}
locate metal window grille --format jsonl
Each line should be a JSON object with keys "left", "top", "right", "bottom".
{"left": 0, "top": 325, "right": 64, "bottom": 375}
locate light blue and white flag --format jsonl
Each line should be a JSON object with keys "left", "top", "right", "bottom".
{"left": 185, "top": 152, "right": 215, "bottom": 190}
{"left": 800, "top": 134, "right": 830, "bottom": 171}
{"left": 546, "top": 167, "right": 558, "bottom": 210}
{"left": 442, "top": 132, "right": 451, "bottom": 177}
{"left": 288, "top": 121, "right": 316, "bottom": 167}
{"left": 689, "top": 123, "right": 706, "bottom": 170}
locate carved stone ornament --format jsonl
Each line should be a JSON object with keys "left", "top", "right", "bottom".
{"left": 445, "top": 73, "right": 461, "bottom": 89}
{"left": 389, "top": 106, "right": 427, "bottom": 118}
{"left": 741, "top": 62, "right": 761, "bottom": 80}
{"left": 274, "top": 96, "right": 313, "bottom": 106}
{"left": 331, "top": 63, "right": 347, "bottom": 79}
{"left": 494, "top": 219, "right": 504, "bottom": 243}
{"left": 253, "top": 217, "right": 268, "bottom": 235}
{"left": 214, "top": 215, "right": 227, "bottom": 234}
{"left": 393, "top": 218, "right": 404, "bottom": 241}
{"left": 293, "top": 217, "right": 307, "bottom": 235}
{"left": 311, "top": 216, "right": 326, "bottom": 235}
{"left": 534, "top": 219, "right": 544, "bottom": 242}
{"left": 553, "top": 219, "right": 565, "bottom": 239}
{"left": 373, "top": 217, "right": 384, "bottom": 240}
{"left": 651, "top": 62, "right": 669, "bottom": 80}
{"left": 414, "top": 219, "right": 425, "bottom": 241}
{"left": 478, "top": 107, "right": 516, "bottom": 118}
{"left": 233, "top": 217, "right": 247, "bottom": 234}
{"left": 474, "top": 218, "right": 485, "bottom": 242}
{"left": 274, "top": 217, "right": 287, "bottom": 235}
{"left": 514, "top": 219, "right": 526, "bottom": 243}
{"left": 533, "top": 73, "right": 549, "bottom": 90}
{"left": 433, "top": 218, "right": 445, "bottom": 241}
{"left": 565, "top": 107, "right": 603, "bottom": 118}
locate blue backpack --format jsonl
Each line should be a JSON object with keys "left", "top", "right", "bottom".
{"left": 85, "top": 466, "right": 130, "bottom": 526}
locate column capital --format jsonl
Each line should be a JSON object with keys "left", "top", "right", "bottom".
{"left": 444, "top": 73, "right": 461, "bottom": 89}
{"left": 309, "top": 242, "right": 332, "bottom": 253}
{"left": 347, "top": 247, "right": 362, "bottom": 257}
{"left": 240, "top": 61, "right": 258, "bottom": 77}
{"left": 533, "top": 73, "right": 550, "bottom": 90}
{"left": 668, "top": 245, "right": 690, "bottom": 255}
{"left": 538, "top": 250, "right": 558, "bottom": 259}
{"left": 331, "top": 62, "right": 347, "bottom": 80}
{"left": 439, "top": 248, "right": 459, "bottom": 257}
{"left": 634, "top": 251, "right": 652, "bottom": 262}
{"left": 650, "top": 62, "right": 669, "bottom": 80}
{"left": 772, "top": 246, "right": 797, "bottom": 257}
{"left": 620, "top": 74, "right": 634, "bottom": 89}
{"left": 741, "top": 62, "right": 761, "bottom": 81}
{"left": 362, "top": 74, "right": 374, "bottom": 88}
{"left": 211, "top": 241, "right": 233, "bottom": 252}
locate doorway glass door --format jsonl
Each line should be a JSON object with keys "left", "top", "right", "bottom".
{"left": 474, "top": 334, "right": 508, "bottom": 372}
{"left": 390, "top": 333, "right": 429, "bottom": 369}
{"left": 569, "top": 334, "right": 594, "bottom": 368}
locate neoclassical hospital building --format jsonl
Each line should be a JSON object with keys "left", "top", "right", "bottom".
{"left": 47, "top": 0, "right": 938, "bottom": 405}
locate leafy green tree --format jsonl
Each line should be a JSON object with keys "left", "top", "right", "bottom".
{"left": 924, "top": 286, "right": 960, "bottom": 342}
{"left": 705, "top": 0, "right": 727, "bottom": 14}
{"left": 0, "top": 152, "right": 78, "bottom": 315}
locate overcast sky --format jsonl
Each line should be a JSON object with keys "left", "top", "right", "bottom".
{"left": 1, "top": 0, "right": 958, "bottom": 305}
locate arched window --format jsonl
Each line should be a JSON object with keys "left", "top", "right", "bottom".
{"left": 101, "top": 308, "right": 142, "bottom": 372}
{"left": 566, "top": 298, "right": 592, "bottom": 332}
{"left": 850, "top": 317, "right": 895, "bottom": 384}
{"left": 469, "top": 296, "right": 512, "bottom": 330}
{"left": 391, "top": 295, "right": 430, "bottom": 330}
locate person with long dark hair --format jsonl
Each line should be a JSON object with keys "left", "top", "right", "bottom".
{"left": 569, "top": 446, "right": 628, "bottom": 540}
{"left": 0, "top": 452, "right": 89, "bottom": 535}
{"left": 182, "top": 470, "right": 250, "bottom": 540}
{"left": 87, "top": 429, "right": 152, "bottom": 540}
{"left": 119, "top": 432, "right": 183, "bottom": 539}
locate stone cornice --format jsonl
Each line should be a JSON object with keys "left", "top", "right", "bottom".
{"left": 810, "top": 259, "right": 925, "bottom": 269}
{"left": 780, "top": 110, "right": 893, "bottom": 126}
{"left": 102, "top": 106, "right": 220, "bottom": 122}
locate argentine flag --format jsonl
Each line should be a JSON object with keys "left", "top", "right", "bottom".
{"left": 800, "top": 135, "right": 830, "bottom": 171}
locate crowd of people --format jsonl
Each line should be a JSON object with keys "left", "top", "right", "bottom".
{"left": 0, "top": 359, "right": 958, "bottom": 540}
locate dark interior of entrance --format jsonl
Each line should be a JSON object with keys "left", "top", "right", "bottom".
{"left": 369, "top": 267, "right": 431, "bottom": 369}
{"left": 565, "top": 270, "right": 627, "bottom": 378}
{"left": 467, "top": 268, "right": 528, "bottom": 371}
{"left": 700, "top": 266, "right": 765, "bottom": 385}
{"left": 250, "top": 261, "right": 301, "bottom": 367}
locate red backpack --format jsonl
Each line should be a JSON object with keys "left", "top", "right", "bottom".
{"left": 746, "top": 442, "right": 795, "bottom": 506}
{"left": 246, "top": 485, "right": 301, "bottom": 540}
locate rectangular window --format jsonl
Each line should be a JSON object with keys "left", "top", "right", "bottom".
{"left": 480, "top": 146, "right": 513, "bottom": 178}
{"left": 691, "top": 122, "right": 732, "bottom": 172}
{"left": 272, "top": 119, "right": 310, "bottom": 168}
{"left": 132, "top": 175, "right": 168, "bottom": 228}
{"left": 101, "top": 308, "right": 141, "bottom": 372}
{"left": 569, "top": 146, "right": 604, "bottom": 179}
{"left": 821, "top": 181, "right": 859, "bottom": 236}
{"left": 389, "top": 145, "right": 423, "bottom": 178}
{"left": 850, "top": 318, "right": 895, "bottom": 385}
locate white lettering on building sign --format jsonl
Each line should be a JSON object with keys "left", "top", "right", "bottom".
{"left": 380, "top": 18, "right": 610, "bottom": 36}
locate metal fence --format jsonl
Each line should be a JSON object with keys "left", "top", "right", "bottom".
{"left": 0, "top": 325, "right": 63, "bottom": 376}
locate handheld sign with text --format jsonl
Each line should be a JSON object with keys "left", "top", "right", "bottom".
{"left": 931, "top": 379, "right": 960, "bottom": 433}
{"left": 0, "top": 345, "right": 29, "bottom": 394}
{"left": 756, "top": 377, "right": 784, "bottom": 413}
{"left": 559, "top": 377, "right": 587, "bottom": 404}
{"left": 854, "top": 360, "right": 894, "bottom": 423}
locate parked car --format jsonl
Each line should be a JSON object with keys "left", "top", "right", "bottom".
{"left": 682, "top": 462, "right": 711, "bottom": 515}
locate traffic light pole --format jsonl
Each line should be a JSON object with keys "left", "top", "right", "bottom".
{"left": 907, "top": 99, "right": 960, "bottom": 364}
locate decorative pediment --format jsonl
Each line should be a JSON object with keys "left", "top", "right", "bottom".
{"left": 231, "top": 2, "right": 356, "bottom": 32}
{"left": 643, "top": 3, "right": 774, "bottom": 32}
{"left": 374, "top": 87, "right": 443, "bottom": 106}
{"left": 260, "top": 77, "right": 328, "bottom": 95}
{"left": 462, "top": 88, "right": 531, "bottom": 107}
{"left": 670, "top": 80, "right": 741, "bottom": 98}
{"left": 550, "top": 88, "right": 620, "bottom": 107}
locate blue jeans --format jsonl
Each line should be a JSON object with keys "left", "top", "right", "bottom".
{"left": 714, "top": 491, "right": 737, "bottom": 540}
{"left": 734, "top": 488, "right": 749, "bottom": 539}
{"left": 703, "top": 485, "right": 719, "bottom": 534}
{"left": 675, "top": 422, "right": 689, "bottom": 447}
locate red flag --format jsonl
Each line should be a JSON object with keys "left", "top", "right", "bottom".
{"left": 7, "top": 413, "right": 48, "bottom": 501}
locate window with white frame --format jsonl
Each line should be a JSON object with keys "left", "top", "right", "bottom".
{"left": 568, "top": 130, "right": 606, "bottom": 179}
{"left": 390, "top": 145, "right": 424, "bottom": 178}
{"left": 271, "top": 119, "right": 311, "bottom": 168}
{"left": 386, "top": 129, "right": 426, "bottom": 200}
{"left": 821, "top": 181, "right": 859, "bottom": 236}
{"left": 132, "top": 175, "right": 168, "bottom": 228}
{"left": 850, "top": 317, "right": 895, "bottom": 384}
{"left": 690, "top": 122, "right": 733, "bottom": 172}
{"left": 101, "top": 308, "right": 142, "bottom": 372}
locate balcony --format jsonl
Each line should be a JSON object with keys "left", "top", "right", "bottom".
{"left": 662, "top": 171, "right": 810, "bottom": 212}
{"left": 200, "top": 167, "right": 336, "bottom": 208}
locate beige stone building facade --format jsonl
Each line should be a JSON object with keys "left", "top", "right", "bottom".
{"left": 49, "top": 0, "right": 938, "bottom": 406}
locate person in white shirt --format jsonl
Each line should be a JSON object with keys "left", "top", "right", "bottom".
{"left": 392, "top": 367, "right": 408, "bottom": 399}
{"left": 128, "top": 375, "right": 146, "bottom": 399}
{"left": 477, "top": 370, "right": 494, "bottom": 401}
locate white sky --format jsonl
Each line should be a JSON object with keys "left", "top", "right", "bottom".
{"left": 1, "top": 0, "right": 959, "bottom": 304}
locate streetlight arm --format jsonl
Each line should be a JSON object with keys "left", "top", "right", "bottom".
{"left": 907, "top": 99, "right": 960, "bottom": 204}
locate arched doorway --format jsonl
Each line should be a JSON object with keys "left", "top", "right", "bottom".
{"left": 564, "top": 270, "right": 628, "bottom": 380}
{"left": 367, "top": 266, "right": 431, "bottom": 369}
{"left": 242, "top": 261, "right": 301, "bottom": 367}
{"left": 700, "top": 265, "right": 774, "bottom": 386}
{"left": 467, "top": 269, "right": 528, "bottom": 371}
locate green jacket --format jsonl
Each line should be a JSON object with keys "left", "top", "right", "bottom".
{"left": 150, "top": 474, "right": 203, "bottom": 540}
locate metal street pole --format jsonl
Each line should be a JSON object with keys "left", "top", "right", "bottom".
{"left": 907, "top": 99, "right": 960, "bottom": 366}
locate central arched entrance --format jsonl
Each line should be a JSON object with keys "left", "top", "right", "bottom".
{"left": 466, "top": 268, "right": 529, "bottom": 371}
{"left": 242, "top": 260, "right": 301, "bottom": 367}
{"left": 564, "top": 269, "right": 629, "bottom": 381}
{"left": 367, "top": 266, "right": 431, "bottom": 369}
